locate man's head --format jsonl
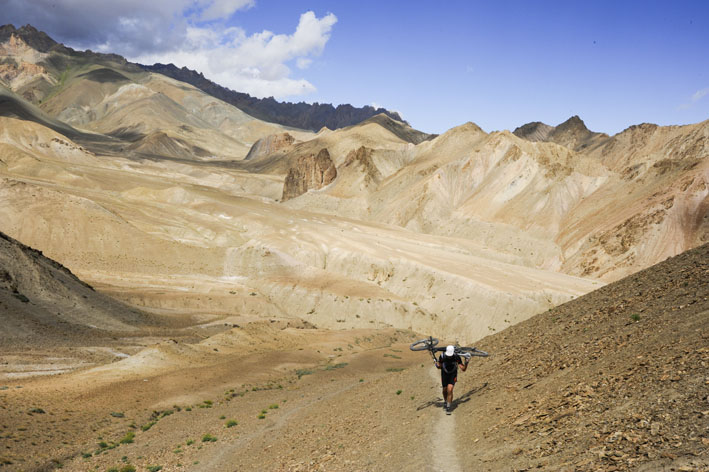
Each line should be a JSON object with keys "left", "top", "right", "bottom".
{"left": 445, "top": 345, "right": 455, "bottom": 356}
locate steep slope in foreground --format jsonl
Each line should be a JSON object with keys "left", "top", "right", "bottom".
{"left": 456, "top": 242, "right": 708, "bottom": 471}
{"left": 0, "top": 230, "right": 156, "bottom": 347}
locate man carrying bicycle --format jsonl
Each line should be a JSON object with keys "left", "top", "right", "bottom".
{"left": 435, "top": 345, "right": 468, "bottom": 413}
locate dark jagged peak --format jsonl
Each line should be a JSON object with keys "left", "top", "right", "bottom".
{"left": 514, "top": 115, "right": 608, "bottom": 152}
{"left": 0, "top": 24, "right": 138, "bottom": 70}
{"left": 141, "top": 62, "right": 407, "bottom": 132}
{"left": 356, "top": 113, "right": 437, "bottom": 144}
{"left": 0, "top": 24, "right": 59, "bottom": 52}
{"left": 554, "top": 115, "right": 589, "bottom": 133}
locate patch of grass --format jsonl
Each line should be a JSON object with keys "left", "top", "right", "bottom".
{"left": 268, "top": 404, "right": 278, "bottom": 410}
{"left": 386, "top": 367, "right": 405, "bottom": 372}
{"left": 185, "top": 407, "right": 192, "bottom": 411}
{"left": 296, "top": 369, "right": 313, "bottom": 378}
{"left": 119, "top": 432, "right": 135, "bottom": 444}
{"left": 81, "top": 452, "right": 92, "bottom": 459}
{"left": 383, "top": 354, "right": 401, "bottom": 359}
{"left": 186, "top": 439, "right": 194, "bottom": 446}
{"left": 29, "top": 408, "right": 46, "bottom": 414}
{"left": 98, "top": 441, "right": 109, "bottom": 449}
{"left": 630, "top": 313, "right": 641, "bottom": 322}
{"left": 396, "top": 390, "right": 402, "bottom": 395}
{"left": 359, "top": 378, "right": 364, "bottom": 382}
{"left": 147, "top": 466, "right": 162, "bottom": 472}
{"left": 225, "top": 419, "right": 238, "bottom": 428}
{"left": 110, "top": 412, "right": 124, "bottom": 418}
{"left": 257, "top": 413, "right": 266, "bottom": 420}
{"left": 107, "top": 468, "right": 119, "bottom": 472}
{"left": 324, "top": 362, "right": 348, "bottom": 370}
{"left": 141, "top": 421, "right": 157, "bottom": 432}
{"left": 219, "top": 415, "right": 226, "bottom": 420}
{"left": 201, "top": 434, "right": 217, "bottom": 443}
{"left": 119, "top": 466, "right": 136, "bottom": 472}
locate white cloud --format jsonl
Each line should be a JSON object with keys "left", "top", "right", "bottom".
{"left": 296, "top": 58, "right": 313, "bottom": 69}
{"left": 198, "top": 0, "right": 255, "bottom": 22}
{"left": 691, "top": 88, "right": 709, "bottom": 102}
{"left": 132, "top": 11, "right": 337, "bottom": 98}
{"left": 3, "top": 1, "right": 337, "bottom": 99}
{"left": 678, "top": 86, "right": 709, "bottom": 110}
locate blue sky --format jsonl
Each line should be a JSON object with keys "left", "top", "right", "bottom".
{"left": 3, "top": 0, "right": 708, "bottom": 134}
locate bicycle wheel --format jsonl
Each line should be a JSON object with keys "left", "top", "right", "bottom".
{"left": 409, "top": 337, "right": 439, "bottom": 351}
{"left": 457, "top": 346, "right": 489, "bottom": 357}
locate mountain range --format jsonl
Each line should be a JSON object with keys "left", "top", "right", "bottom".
{"left": 0, "top": 22, "right": 708, "bottom": 472}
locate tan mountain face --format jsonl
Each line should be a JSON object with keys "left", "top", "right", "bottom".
{"left": 0, "top": 31, "right": 706, "bottom": 346}
{"left": 1, "top": 26, "right": 708, "bottom": 472}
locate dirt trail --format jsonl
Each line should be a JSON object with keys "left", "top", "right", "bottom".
{"left": 429, "top": 366, "right": 461, "bottom": 472}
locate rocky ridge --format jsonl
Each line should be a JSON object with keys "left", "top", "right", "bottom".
{"left": 141, "top": 62, "right": 407, "bottom": 132}
{"left": 514, "top": 115, "right": 609, "bottom": 151}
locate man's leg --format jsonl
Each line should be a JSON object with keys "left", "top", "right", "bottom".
{"left": 446, "top": 384, "right": 454, "bottom": 405}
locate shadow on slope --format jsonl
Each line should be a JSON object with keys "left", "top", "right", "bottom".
{"left": 0, "top": 231, "right": 165, "bottom": 347}
{"left": 458, "top": 243, "right": 709, "bottom": 470}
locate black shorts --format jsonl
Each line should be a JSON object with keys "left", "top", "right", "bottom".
{"left": 441, "top": 370, "right": 457, "bottom": 387}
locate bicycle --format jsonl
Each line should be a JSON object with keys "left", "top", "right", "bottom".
{"left": 409, "top": 336, "right": 489, "bottom": 363}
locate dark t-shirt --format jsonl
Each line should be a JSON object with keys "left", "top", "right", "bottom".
{"left": 438, "top": 353, "right": 462, "bottom": 375}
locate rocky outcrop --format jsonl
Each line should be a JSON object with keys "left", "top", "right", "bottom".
{"left": 281, "top": 148, "right": 337, "bottom": 201}
{"left": 244, "top": 132, "right": 295, "bottom": 161}
{"left": 343, "top": 146, "right": 381, "bottom": 183}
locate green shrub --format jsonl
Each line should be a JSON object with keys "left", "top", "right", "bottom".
{"left": 630, "top": 313, "right": 641, "bottom": 322}
{"left": 141, "top": 421, "right": 156, "bottom": 432}
{"left": 296, "top": 369, "right": 313, "bottom": 378}
{"left": 396, "top": 390, "right": 402, "bottom": 395}
{"left": 119, "top": 466, "right": 136, "bottom": 472}
{"left": 225, "top": 420, "right": 238, "bottom": 428}
{"left": 110, "top": 412, "right": 124, "bottom": 418}
{"left": 147, "top": 466, "right": 163, "bottom": 472}
{"left": 119, "top": 432, "right": 135, "bottom": 444}
{"left": 186, "top": 439, "right": 194, "bottom": 446}
{"left": 201, "top": 434, "right": 217, "bottom": 443}
{"left": 257, "top": 413, "right": 266, "bottom": 420}
{"left": 386, "top": 367, "right": 405, "bottom": 372}
{"left": 268, "top": 404, "right": 278, "bottom": 410}
{"left": 29, "top": 408, "right": 46, "bottom": 414}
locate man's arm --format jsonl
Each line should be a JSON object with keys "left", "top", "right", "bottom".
{"left": 459, "top": 357, "right": 468, "bottom": 371}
